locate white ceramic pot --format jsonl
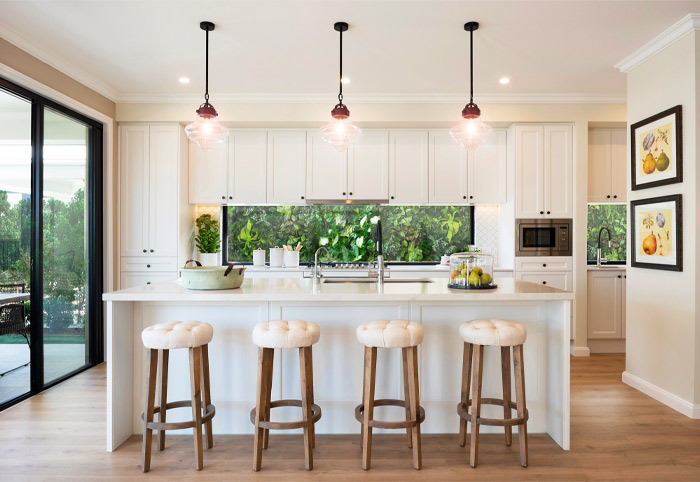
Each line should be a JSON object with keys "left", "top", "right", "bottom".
{"left": 199, "top": 252, "right": 219, "bottom": 267}
{"left": 269, "top": 247, "right": 283, "bottom": 268}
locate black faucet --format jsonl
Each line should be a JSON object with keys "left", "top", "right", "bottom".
{"left": 376, "top": 219, "right": 383, "bottom": 256}
{"left": 597, "top": 227, "right": 612, "bottom": 266}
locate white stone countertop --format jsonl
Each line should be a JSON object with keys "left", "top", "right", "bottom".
{"left": 586, "top": 265, "right": 627, "bottom": 271}
{"left": 243, "top": 265, "right": 514, "bottom": 273}
{"left": 103, "top": 277, "right": 572, "bottom": 302}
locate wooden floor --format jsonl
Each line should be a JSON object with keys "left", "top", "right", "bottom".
{"left": 0, "top": 354, "right": 699, "bottom": 480}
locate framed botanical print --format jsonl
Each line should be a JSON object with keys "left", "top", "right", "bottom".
{"left": 630, "top": 194, "right": 682, "bottom": 271}
{"left": 630, "top": 105, "right": 682, "bottom": 190}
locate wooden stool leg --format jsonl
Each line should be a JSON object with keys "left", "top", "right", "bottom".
{"left": 200, "top": 344, "right": 213, "bottom": 449}
{"left": 402, "top": 347, "right": 413, "bottom": 449}
{"left": 407, "top": 346, "right": 422, "bottom": 470}
{"left": 263, "top": 348, "right": 274, "bottom": 450}
{"left": 308, "top": 346, "right": 316, "bottom": 450}
{"left": 189, "top": 346, "right": 204, "bottom": 471}
{"left": 141, "top": 348, "right": 158, "bottom": 473}
{"left": 299, "top": 346, "right": 314, "bottom": 470}
{"left": 459, "top": 342, "right": 473, "bottom": 447}
{"left": 501, "top": 346, "right": 513, "bottom": 447}
{"left": 513, "top": 344, "right": 528, "bottom": 467}
{"left": 361, "top": 346, "right": 377, "bottom": 470}
{"left": 157, "top": 349, "right": 169, "bottom": 452}
{"left": 253, "top": 347, "right": 271, "bottom": 471}
{"left": 469, "top": 344, "right": 484, "bottom": 468}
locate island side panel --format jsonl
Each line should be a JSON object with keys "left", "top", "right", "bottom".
{"left": 270, "top": 301, "right": 410, "bottom": 434}
{"left": 106, "top": 300, "right": 134, "bottom": 452}
{"left": 546, "top": 299, "right": 571, "bottom": 450}
{"left": 412, "top": 301, "right": 549, "bottom": 436}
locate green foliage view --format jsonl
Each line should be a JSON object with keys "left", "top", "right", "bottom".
{"left": 195, "top": 214, "right": 221, "bottom": 254}
{"left": 227, "top": 205, "right": 474, "bottom": 263}
{"left": 0, "top": 189, "right": 87, "bottom": 335}
{"left": 587, "top": 203, "right": 627, "bottom": 263}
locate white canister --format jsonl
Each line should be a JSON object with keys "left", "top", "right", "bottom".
{"left": 283, "top": 250, "right": 300, "bottom": 268}
{"left": 253, "top": 249, "right": 266, "bottom": 266}
{"left": 269, "top": 247, "right": 283, "bottom": 268}
{"left": 440, "top": 255, "right": 450, "bottom": 265}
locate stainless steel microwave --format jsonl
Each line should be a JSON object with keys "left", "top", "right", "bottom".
{"left": 515, "top": 219, "right": 572, "bottom": 257}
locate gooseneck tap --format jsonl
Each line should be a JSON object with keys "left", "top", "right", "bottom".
{"left": 376, "top": 219, "right": 385, "bottom": 285}
{"left": 597, "top": 227, "right": 612, "bottom": 266}
{"left": 314, "top": 247, "right": 330, "bottom": 281}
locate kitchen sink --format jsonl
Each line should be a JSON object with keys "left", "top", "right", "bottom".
{"left": 321, "top": 278, "right": 434, "bottom": 284}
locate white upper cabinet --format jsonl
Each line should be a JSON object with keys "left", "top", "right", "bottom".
{"left": 120, "top": 124, "right": 180, "bottom": 258}
{"left": 515, "top": 124, "right": 573, "bottom": 218}
{"left": 544, "top": 125, "right": 573, "bottom": 218}
{"left": 119, "top": 125, "right": 150, "bottom": 257}
{"left": 389, "top": 130, "right": 429, "bottom": 204}
{"left": 428, "top": 130, "right": 468, "bottom": 204}
{"left": 468, "top": 129, "right": 507, "bottom": 204}
{"left": 148, "top": 126, "right": 179, "bottom": 257}
{"left": 347, "top": 130, "right": 389, "bottom": 201}
{"left": 588, "top": 128, "right": 627, "bottom": 203}
{"left": 189, "top": 139, "right": 228, "bottom": 204}
{"left": 228, "top": 130, "right": 267, "bottom": 204}
{"left": 267, "top": 130, "right": 307, "bottom": 204}
{"left": 305, "top": 130, "right": 348, "bottom": 200}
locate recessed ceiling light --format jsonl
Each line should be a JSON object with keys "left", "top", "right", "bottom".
{"left": 499, "top": 77, "right": 510, "bottom": 85}
{"left": 341, "top": 77, "right": 350, "bottom": 84}
{"left": 179, "top": 77, "right": 190, "bottom": 84}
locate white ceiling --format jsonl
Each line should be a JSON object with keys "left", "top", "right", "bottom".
{"left": 1, "top": 0, "right": 700, "bottom": 102}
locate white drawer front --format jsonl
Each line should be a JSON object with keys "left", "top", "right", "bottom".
{"left": 120, "top": 256, "right": 178, "bottom": 272}
{"left": 515, "top": 256, "right": 572, "bottom": 272}
{"left": 515, "top": 271, "right": 572, "bottom": 291}
{"left": 120, "top": 272, "right": 177, "bottom": 289}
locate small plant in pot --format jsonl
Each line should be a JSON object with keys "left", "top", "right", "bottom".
{"left": 195, "top": 214, "right": 221, "bottom": 266}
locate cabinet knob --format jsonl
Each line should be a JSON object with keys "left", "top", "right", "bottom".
{"left": 221, "top": 195, "right": 225, "bottom": 200}
{"left": 540, "top": 211, "right": 544, "bottom": 215}
{"left": 613, "top": 195, "right": 618, "bottom": 199}
{"left": 229, "top": 196, "right": 232, "bottom": 200}
{"left": 147, "top": 264, "right": 151, "bottom": 268}
{"left": 342, "top": 192, "right": 346, "bottom": 196}
{"left": 390, "top": 195, "right": 395, "bottom": 200}
{"left": 469, "top": 195, "right": 474, "bottom": 199}
{"left": 463, "top": 195, "right": 467, "bottom": 200}
{"left": 617, "top": 275, "right": 621, "bottom": 278}
{"left": 542, "top": 281, "right": 547, "bottom": 285}
{"left": 143, "top": 249, "right": 146, "bottom": 253}
{"left": 624, "top": 275, "right": 626, "bottom": 278}
{"left": 146, "top": 282, "right": 151, "bottom": 285}
{"left": 349, "top": 192, "right": 353, "bottom": 195}
{"left": 546, "top": 211, "right": 551, "bottom": 215}
{"left": 150, "top": 249, "right": 154, "bottom": 253}
{"left": 607, "top": 195, "right": 611, "bottom": 199}
{"left": 543, "top": 263, "right": 547, "bottom": 267}
{"left": 301, "top": 196, "right": 305, "bottom": 200}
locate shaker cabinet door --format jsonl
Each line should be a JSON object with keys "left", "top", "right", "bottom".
{"left": 388, "top": 130, "right": 429, "bottom": 204}
{"left": 305, "top": 130, "right": 348, "bottom": 200}
{"left": 189, "top": 137, "right": 229, "bottom": 204}
{"left": 149, "top": 126, "right": 179, "bottom": 257}
{"left": 587, "top": 270, "right": 623, "bottom": 339}
{"left": 468, "top": 129, "right": 507, "bottom": 204}
{"left": 588, "top": 129, "right": 613, "bottom": 203}
{"left": 228, "top": 130, "right": 267, "bottom": 203}
{"left": 515, "top": 125, "right": 545, "bottom": 218}
{"left": 119, "top": 125, "right": 150, "bottom": 257}
{"left": 428, "top": 130, "right": 468, "bottom": 204}
{"left": 347, "top": 130, "right": 389, "bottom": 201}
{"left": 267, "top": 130, "right": 307, "bottom": 203}
{"left": 544, "top": 125, "right": 573, "bottom": 218}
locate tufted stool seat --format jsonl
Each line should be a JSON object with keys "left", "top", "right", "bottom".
{"left": 459, "top": 319, "right": 527, "bottom": 347}
{"left": 457, "top": 319, "right": 529, "bottom": 468}
{"left": 142, "top": 321, "right": 214, "bottom": 350}
{"left": 356, "top": 320, "right": 424, "bottom": 348}
{"left": 355, "top": 320, "right": 424, "bottom": 471}
{"left": 140, "top": 321, "right": 215, "bottom": 473}
{"left": 252, "top": 320, "right": 320, "bottom": 349}
{"left": 251, "top": 320, "right": 321, "bottom": 471}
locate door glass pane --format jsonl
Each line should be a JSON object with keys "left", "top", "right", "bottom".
{"left": 42, "top": 107, "right": 89, "bottom": 383}
{"left": 0, "top": 89, "right": 32, "bottom": 404}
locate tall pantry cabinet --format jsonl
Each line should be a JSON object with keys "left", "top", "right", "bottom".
{"left": 119, "top": 124, "right": 192, "bottom": 289}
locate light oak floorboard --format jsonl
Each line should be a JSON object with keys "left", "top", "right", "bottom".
{"left": 0, "top": 355, "right": 699, "bottom": 480}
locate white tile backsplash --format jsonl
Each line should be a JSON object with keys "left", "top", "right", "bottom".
{"left": 474, "top": 205, "right": 500, "bottom": 266}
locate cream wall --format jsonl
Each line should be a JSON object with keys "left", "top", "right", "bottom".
{"left": 118, "top": 101, "right": 626, "bottom": 354}
{"left": 624, "top": 32, "right": 698, "bottom": 411}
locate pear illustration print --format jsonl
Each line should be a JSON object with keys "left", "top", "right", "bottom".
{"left": 631, "top": 105, "right": 681, "bottom": 190}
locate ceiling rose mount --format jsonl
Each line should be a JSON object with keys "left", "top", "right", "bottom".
{"left": 320, "top": 21, "right": 361, "bottom": 151}
{"left": 450, "top": 20, "right": 492, "bottom": 150}
{"left": 185, "top": 20, "right": 228, "bottom": 151}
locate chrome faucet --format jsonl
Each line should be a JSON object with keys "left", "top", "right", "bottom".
{"left": 314, "top": 247, "right": 330, "bottom": 281}
{"left": 597, "top": 227, "right": 612, "bottom": 266}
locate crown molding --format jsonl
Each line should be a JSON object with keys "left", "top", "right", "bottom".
{"left": 115, "top": 92, "right": 626, "bottom": 104}
{"left": 0, "top": 21, "right": 120, "bottom": 102}
{"left": 614, "top": 13, "right": 700, "bottom": 73}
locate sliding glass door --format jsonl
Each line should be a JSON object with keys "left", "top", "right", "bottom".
{"left": 0, "top": 77, "right": 102, "bottom": 409}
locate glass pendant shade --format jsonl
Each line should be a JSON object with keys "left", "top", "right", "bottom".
{"left": 185, "top": 111, "right": 228, "bottom": 151}
{"left": 450, "top": 117, "right": 492, "bottom": 151}
{"left": 320, "top": 117, "right": 361, "bottom": 152}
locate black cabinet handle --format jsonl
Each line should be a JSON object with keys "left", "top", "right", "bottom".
{"left": 542, "top": 281, "right": 547, "bottom": 285}
{"left": 607, "top": 195, "right": 611, "bottom": 199}
{"left": 147, "top": 264, "right": 151, "bottom": 268}
{"left": 229, "top": 196, "right": 232, "bottom": 200}
{"left": 469, "top": 195, "right": 474, "bottom": 199}
{"left": 391, "top": 195, "right": 395, "bottom": 200}
{"left": 301, "top": 195, "right": 305, "bottom": 200}
{"left": 143, "top": 249, "right": 146, "bottom": 253}
{"left": 543, "top": 263, "right": 547, "bottom": 267}
{"left": 547, "top": 211, "right": 551, "bottom": 214}
{"left": 221, "top": 195, "right": 225, "bottom": 200}
{"left": 617, "top": 275, "right": 621, "bottom": 278}
{"left": 540, "top": 211, "right": 544, "bottom": 215}
{"left": 624, "top": 275, "right": 627, "bottom": 278}
{"left": 463, "top": 195, "right": 467, "bottom": 200}
{"left": 146, "top": 282, "right": 151, "bottom": 285}
{"left": 613, "top": 195, "right": 618, "bottom": 199}
{"left": 150, "top": 249, "right": 154, "bottom": 253}
{"left": 349, "top": 192, "right": 353, "bottom": 195}
{"left": 342, "top": 192, "right": 346, "bottom": 196}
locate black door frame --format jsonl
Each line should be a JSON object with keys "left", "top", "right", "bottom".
{"left": 0, "top": 75, "right": 104, "bottom": 410}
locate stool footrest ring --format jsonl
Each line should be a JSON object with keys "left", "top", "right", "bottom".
{"left": 354, "top": 399, "right": 426, "bottom": 430}
{"left": 249, "top": 399, "right": 322, "bottom": 430}
{"left": 457, "top": 398, "right": 529, "bottom": 427}
{"left": 141, "top": 400, "right": 216, "bottom": 431}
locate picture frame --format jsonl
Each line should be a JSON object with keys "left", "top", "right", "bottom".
{"left": 630, "top": 194, "right": 682, "bottom": 271}
{"left": 630, "top": 105, "right": 682, "bottom": 190}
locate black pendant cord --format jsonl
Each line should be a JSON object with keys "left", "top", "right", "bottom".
{"left": 204, "top": 27, "right": 210, "bottom": 103}
{"left": 469, "top": 26, "right": 473, "bottom": 104}
{"left": 338, "top": 28, "right": 343, "bottom": 103}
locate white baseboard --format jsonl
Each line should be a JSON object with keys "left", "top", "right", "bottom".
{"left": 588, "top": 339, "right": 626, "bottom": 354}
{"left": 622, "top": 371, "right": 699, "bottom": 419}
{"left": 570, "top": 346, "right": 590, "bottom": 357}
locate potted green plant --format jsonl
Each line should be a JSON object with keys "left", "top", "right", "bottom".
{"left": 195, "top": 214, "right": 221, "bottom": 266}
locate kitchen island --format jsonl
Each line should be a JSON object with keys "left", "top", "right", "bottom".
{"left": 103, "top": 278, "right": 572, "bottom": 452}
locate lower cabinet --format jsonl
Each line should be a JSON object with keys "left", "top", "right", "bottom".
{"left": 515, "top": 271, "right": 572, "bottom": 291}
{"left": 120, "top": 272, "right": 177, "bottom": 289}
{"left": 587, "top": 269, "right": 626, "bottom": 339}
{"left": 514, "top": 256, "right": 572, "bottom": 291}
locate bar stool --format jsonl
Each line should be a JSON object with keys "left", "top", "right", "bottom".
{"left": 355, "top": 320, "right": 425, "bottom": 470}
{"left": 250, "top": 320, "right": 322, "bottom": 471}
{"left": 140, "top": 321, "right": 216, "bottom": 472}
{"left": 457, "top": 319, "right": 529, "bottom": 468}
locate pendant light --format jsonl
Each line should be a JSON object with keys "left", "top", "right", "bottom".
{"left": 320, "top": 21, "right": 361, "bottom": 152}
{"left": 185, "top": 21, "right": 228, "bottom": 151}
{"left": 450, "top": 21, "right": 492, "bottom": 150}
